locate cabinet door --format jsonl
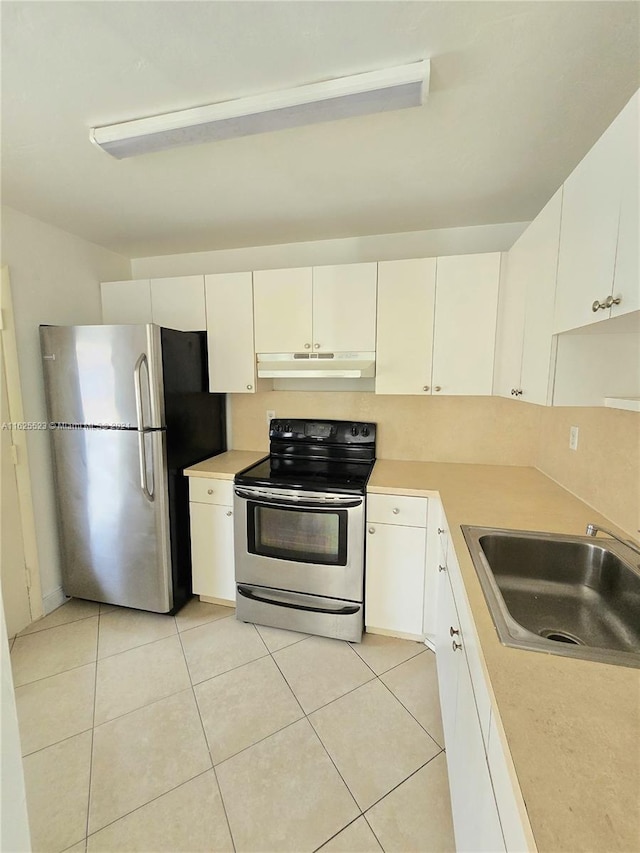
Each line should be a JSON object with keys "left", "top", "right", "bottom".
{"left": 205, "top": 272, "right": 257, "bottom": 393}
{"left": 493, "top": 244, "right": 526, "bottom": 398}
{"left": 553, "top": 103, "right": 626, "bottom": 333}
{"left": 376, "top": 259, "right": 436, "bottom": 394}
{"left": 436, "top": 568, "right": 460, "bottom": 755}
{"left": 312, "top": 263, "right": 377, "bottom": 352}
{"left": 101, "top": 280, "right": 151, "bottom": 324}
{"left": 451, "top": 657, "right": 506, "bottom": 853}
{"left": 519, "top": 188, "right": 562, "bottom": 405}
{"left": 365, "top": 522, "right": 426, "bottom": 636}
{"left": 190, "top": 501, "right": 235, "bottom": 601}
{"left": 253, "top": 268, "right": 312, "bottom": 352}
{"left": 432, "top": 253, "right": 501, "bottom": 395}
{"left": 150, "top": 276, "right": 206, "bottom": 330}
{"left": 611, "top": 92, "right": 639, "bottom": 319}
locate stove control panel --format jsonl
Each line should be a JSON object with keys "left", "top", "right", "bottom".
{"left": 269, "top": 418, "right": 376, "bottom": 445}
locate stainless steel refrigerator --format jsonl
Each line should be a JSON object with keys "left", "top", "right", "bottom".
{"left": 40, "top": 324, "right": 226, "bottom": 614}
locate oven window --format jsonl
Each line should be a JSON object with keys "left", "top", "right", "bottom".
{"left": 248, "top": 504, "right": 347, "bottom": 566}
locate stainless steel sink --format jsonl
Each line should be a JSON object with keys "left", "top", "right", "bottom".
{"left": 461, "top": 527, "right": 640, "bottom": 668}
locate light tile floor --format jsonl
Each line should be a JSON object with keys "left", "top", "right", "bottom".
{"left": 10, "top": 598, "right": 455, "bottom": 853}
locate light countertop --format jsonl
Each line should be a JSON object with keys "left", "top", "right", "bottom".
{"left": 184, "top": 450, "right": 267, "bottom": 480}
{"left": 369, "top": 460, "right": 640, "bottom": 853}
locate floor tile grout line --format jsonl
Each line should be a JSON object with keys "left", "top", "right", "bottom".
{"left": 361, "top": 811, "right": 385, "bottom": 852}
{"left": 83, "top": 766, "right": 214, "bottom": 844}
{"left": 16, "top": 610, "right": 100, "bottom": 638}
{"left": 20, "top": 724, "right": 96, "bottom": 760}
{"left": 360, "top": 644, "right": 428, "bottom": 678}
{"left": 84, "top": 606, "right": 101, "bottom": 842}
{"left": 96, "top": 626, "right": 180, "bottom": 662}
{"left": 305, "top": 715, "right": 364, "bottom": 820}
{"left": 175, "top": 611, "right": 236, "bottom": 637}
{"left": 377, "top": 674, "right": 445, "bottom": 751}
{"left": 312, "top": 815, "right": 369, "bottom": 853}
{"left": 12, "top": 658, "right": 99, "bottom": 691}
{"left": 176, "top": 620, "right": 237, "bottom": 853}
{"left": 362, "top": 749, "right": 445, "bottom": 814}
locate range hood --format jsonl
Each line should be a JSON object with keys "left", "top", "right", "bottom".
{"left": 257, "top": 352, "right": 375, "bottom": 379}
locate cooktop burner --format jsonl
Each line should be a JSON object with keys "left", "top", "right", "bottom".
{"left": 235, "top": 418, "right": 376, "bottom": 495}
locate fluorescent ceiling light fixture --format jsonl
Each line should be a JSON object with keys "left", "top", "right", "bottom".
{"left": 90, "top": 60, "right": 430, "bottom": 159}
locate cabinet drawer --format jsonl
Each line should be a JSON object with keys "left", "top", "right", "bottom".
{"left": 367, "top": 494, "right": 428, "bottom": 527}
{"left": 189, "top": 477, "right": 234, "bottom": 506}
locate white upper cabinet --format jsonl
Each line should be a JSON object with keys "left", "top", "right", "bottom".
{"left": 253, "top": 267, "right": 313, "bottom": 352}
{"left": 101, "top": 279, "right": 151, "bottom": 324}
{"left": 375, "top": 258, "right": 436, "bottom": 395}
{"left": 253, "top": 263, "right": 377, "bottom": 354}
{"left": 432, "top": 253, "right": 502, "bottom": 396}
{"left": 554, "top": 91, "right": 638, "bottom": 332}
{"left": 495, "top": 189, "right": 562, "bottom": 404}
{"left": 611, "top": 92, "right": 639, "bottom": 319}
{"left": 492, "top": 252, "right": 526, "bottom": 399}
{"left": 205, "top": 272, "right": 258, "bottom": 393}
{"left": 150, "top": 275, "right": 206, "bottom": 330}
{"left": 312, "top": 263, "right": 377, "bottom": 352}
{"left": 519, "top": 189, "right": 563, "bottom": 405}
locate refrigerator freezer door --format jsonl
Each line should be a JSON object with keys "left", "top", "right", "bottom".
{"left": 50, "top": 426, "right": 172, "bottom": 612}
{"left": 40, "top": 324, "right": 165, "bottom": 428}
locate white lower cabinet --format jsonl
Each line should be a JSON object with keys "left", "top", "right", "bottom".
{"left": 434, "top": 513, "right": 535, "bottom": 853}
{"left": 189, "top": 477, "right": 235, "bottom": 603}
{"left": 365, "top": 494, "right": 428, "bottom": 638}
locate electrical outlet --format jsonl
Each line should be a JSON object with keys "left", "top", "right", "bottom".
{"left": 266, "top": 410, "right": 276, "bottom": 427}
{"left": 569, "top": 426, "right": 579, "bottom": 451}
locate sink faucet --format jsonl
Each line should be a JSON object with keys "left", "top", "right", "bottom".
{"left": 585, "top": 523, "right": 640, "bottom": 558}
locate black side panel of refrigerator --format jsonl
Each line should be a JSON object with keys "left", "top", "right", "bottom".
{"left": 160, "top": 328, "right": 227, "bottom": 613}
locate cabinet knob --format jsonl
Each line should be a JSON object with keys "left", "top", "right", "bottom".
{"left": 314, "top": 343, "right": 320, "bottom": 349}
{"left": 438, "top": 527, "right": 445, "bottom": 535}
{"left": 452, "top": 640, "right": 463, "bottom": 652}
{"left": 304, "top": 343, "right": 311, "bottom": 349}
{"left": 207, "top": 489, "right": 214, "bottom": 495}
{"left": 438, "top": 564, "right": 446, "bottom": 573}
{"left": 246, "top": 384, "right": 253, "bottom": 390}
{"left": 368, "top": 527, "right": 375, "bottom": 534}
{"left": 392, "top": 508, "right": 400, "bottom": 515}
{"left": 450, "top": 626, "right": 460, "bottom": 637}
{"left": 511, "top": 388, "right": 523, "bottom": 397}
{"left": 422, "top": 385, "right": 430, "bottom": 392}
{"left": 592, "top": 299, "right": 602, "bottom": 313}
{"left": 434, "top": 386, "right": 442, "bottom": 392}
{"left": 226, "top": 510, "right": 232, "bottom": 517}
{"left": 605, "top": 294, "right": 621, "bottom": 309}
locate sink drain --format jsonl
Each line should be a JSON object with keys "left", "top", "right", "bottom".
{"left": 539, "top": 629, "right": 583, "bottom": 645}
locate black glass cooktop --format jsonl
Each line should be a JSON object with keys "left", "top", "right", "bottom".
{"left": 235, "top": 456, "right": 374, "bottom": 495}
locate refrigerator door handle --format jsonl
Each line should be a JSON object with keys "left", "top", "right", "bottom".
{"left": 134, "top": 354, "right": 154, "bottom": 501}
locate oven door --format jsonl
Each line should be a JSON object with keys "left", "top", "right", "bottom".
{"left": 234, "top": 486, "right": 365, "bottom": 602}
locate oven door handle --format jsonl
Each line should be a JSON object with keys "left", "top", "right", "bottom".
{"left": 237, "top": 584, "right": 361, "bottom": 616}
{"left": 234, "top": 488, "right": 363, "bottom": 509}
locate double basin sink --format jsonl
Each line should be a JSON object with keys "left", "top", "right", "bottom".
{"left": 462, "top": 526, "right": 640, "bottom": 668}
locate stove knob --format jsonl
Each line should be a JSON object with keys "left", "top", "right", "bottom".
{"left": 361, "top": 425, "right": 370, "bottom": 437}
{"left": 273, "top": 422, "right": 281, "bottom": 432}
{"left": 284, "top": 423, "right": 291, "bottom": 432}
{"left": 351, "top": 424, "right": 359, "bottom": 436}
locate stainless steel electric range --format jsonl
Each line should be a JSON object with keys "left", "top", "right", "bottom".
{"left": 233, "top": 418, "right": 376, "bottom": 642}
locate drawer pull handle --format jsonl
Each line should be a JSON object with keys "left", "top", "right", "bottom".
{"left": 392, "top": 508, "right": 400, "bottom": 515}
{"left": 207, "top": 489, "right": 214, "bottom": 495}
{"left": 368, "top": 527, "right": 375, "bottom": 534}
{"left": 246, "top": 384, "right": 253, "bottom": 390}
{"left": 226, "top": 510, "right": 232, "bottom": 517}
{"left": 452, "top": 640, "right": 463, "bottom": 652}
{"left": 438, "top": 564, "right": 446, "bottom": 573}
{"left": 438, "top": 527, "right": 445, "bottom": 535}
{"left": 450, "top": 626, "right": 460, "bottom": 637}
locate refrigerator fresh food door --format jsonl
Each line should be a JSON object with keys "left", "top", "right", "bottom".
{"left": 40, "top": 324, "right": 165, "bottom": 428}
{"left": 50, "top": 426, "right": 172, "bottom": 612}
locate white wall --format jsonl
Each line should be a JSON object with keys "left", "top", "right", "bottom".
{"left": 131, "top": 222, "right": 528, "bottom": 278}
{"left": 0, "top": 206, "right": 130, "bottom": 611}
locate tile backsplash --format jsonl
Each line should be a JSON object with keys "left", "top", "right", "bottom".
{"left": 230, "top": 393, "right": 639, "bottom": 538}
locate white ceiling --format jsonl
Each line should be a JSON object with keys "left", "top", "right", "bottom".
{"left": 2, "top": 1, "right": 638, "bottom": 259}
